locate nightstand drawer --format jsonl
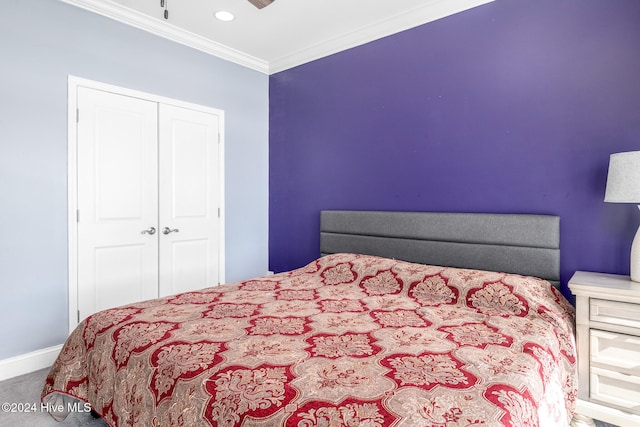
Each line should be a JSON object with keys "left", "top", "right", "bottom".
{"left": 591, "top": 367, "right": 640, "bottom": 415}
{"left": 590, "top": 329, "right": 640, "bottom": 374}
{"left": 570, "top": 271, "right": 640, "bottom": 425}
{"left": 590, "top": 298, "right": 640, "bottom": 329}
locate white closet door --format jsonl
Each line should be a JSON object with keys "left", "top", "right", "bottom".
{"left": 76, "top": 87, "right": 159, "bottom": 320}
{"left": 158, "top": 104, "right": 221, "bottom": 296}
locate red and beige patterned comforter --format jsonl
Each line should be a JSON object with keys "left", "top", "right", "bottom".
{"left": 43, "top": 253, "right": 577, "bottom": 426}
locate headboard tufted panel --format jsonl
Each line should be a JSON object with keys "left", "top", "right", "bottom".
{"left": 320, "top": 210, "right": 560, "bottom": 287}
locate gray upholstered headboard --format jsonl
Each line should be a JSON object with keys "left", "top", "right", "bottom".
{"left": 320, "top": 210, "right": 560, "bottom": 287}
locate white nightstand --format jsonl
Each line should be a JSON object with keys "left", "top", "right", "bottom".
{"left": 569, "top": 271, "right": 640, "bottom": 427}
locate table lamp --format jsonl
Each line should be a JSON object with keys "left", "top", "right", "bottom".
{"left": 604, "top": 151, "right": 640, "bottom": 282}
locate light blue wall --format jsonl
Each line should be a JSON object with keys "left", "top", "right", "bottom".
{"left": 0, "top": 0, "right": 269, "bottom": 359}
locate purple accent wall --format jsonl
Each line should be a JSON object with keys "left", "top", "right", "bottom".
{"left": 269, "top": 0, "right": 640, "bottom": 300}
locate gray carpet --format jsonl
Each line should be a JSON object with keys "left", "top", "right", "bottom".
{"left": 0, "top": 368, "right": 107, "bottom": 427}
{"left": 0, "top": 367, "right": 620, "bottom": 427}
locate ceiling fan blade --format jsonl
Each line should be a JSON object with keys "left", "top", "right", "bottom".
{"left": 248, "top": 0, "right": 274, "bottom": 9}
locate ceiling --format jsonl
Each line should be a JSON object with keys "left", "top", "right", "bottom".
{"left": 63, "top": 0, "right": 494, "bottom": 74}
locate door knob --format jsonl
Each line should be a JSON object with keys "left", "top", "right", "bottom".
{"left": 162, "top": 227, "right": 179, "bottom": 235}
{"left": 141, "top": 227, "right": 156, "bottom": 235}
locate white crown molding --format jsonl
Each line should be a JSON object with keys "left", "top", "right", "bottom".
{"left": 268, "top": 0, "right": 494, "bottom": 74}
{"left": 62, "top": 0, "right": 493, "bottom": 75}
{"left": 61, "top": 0, "right": 270, "bottom": 74}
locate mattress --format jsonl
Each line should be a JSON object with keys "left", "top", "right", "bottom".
{"left": 42, "top": 253, "right": 577, "bottom": 426}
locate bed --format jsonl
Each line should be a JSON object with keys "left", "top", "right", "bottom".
{"left": 43, "top": 210, "right": 577, "bottom": 426}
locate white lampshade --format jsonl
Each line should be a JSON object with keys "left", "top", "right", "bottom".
{"left": 605, "top": 151, "right": 640, "bottom": 203}
{"left": 604, "top": 151, "right": 640, "bottom": 282}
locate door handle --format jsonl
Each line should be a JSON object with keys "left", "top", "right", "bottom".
{"left": 162, "top": 227, "right": 179, "bottom": 235}
{"left": 141, "top": 227, "right": 156, "bottom": 235}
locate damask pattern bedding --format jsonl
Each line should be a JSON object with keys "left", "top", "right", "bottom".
{"left": 42, "top": 253, "right": 577, "bottom": 426}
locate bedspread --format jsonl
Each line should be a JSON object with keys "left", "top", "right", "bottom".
{"left": 43, "top": 253, "right": 577, "bottom": 426}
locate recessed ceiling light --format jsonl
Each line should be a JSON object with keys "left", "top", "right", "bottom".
{"left": 214, "top": 11, "right": 235, "bottom": 22}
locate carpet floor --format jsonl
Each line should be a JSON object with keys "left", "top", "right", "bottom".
{"left": 0, "top": 367, "right": 620, "bottom": 427}
{"left": 0, "top": 368, "right": 107, "bottom": 427}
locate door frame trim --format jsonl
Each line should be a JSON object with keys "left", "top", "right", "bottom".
{"left": 67, "top": 75, "right": 226, "bottom": 333}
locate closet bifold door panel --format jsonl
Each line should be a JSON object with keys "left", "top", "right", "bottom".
{"left": 75, "top": 85, "right": 222, "bottom": 322}
{"left": 76, "top": 87, "right": 160, "bottom": 320}
{"left": 158, "top": 104, "right": 221, "bottom": 297}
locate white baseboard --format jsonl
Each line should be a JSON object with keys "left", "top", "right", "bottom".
{"left": 0, "top": 345, "right": 63, "bottom": 382}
